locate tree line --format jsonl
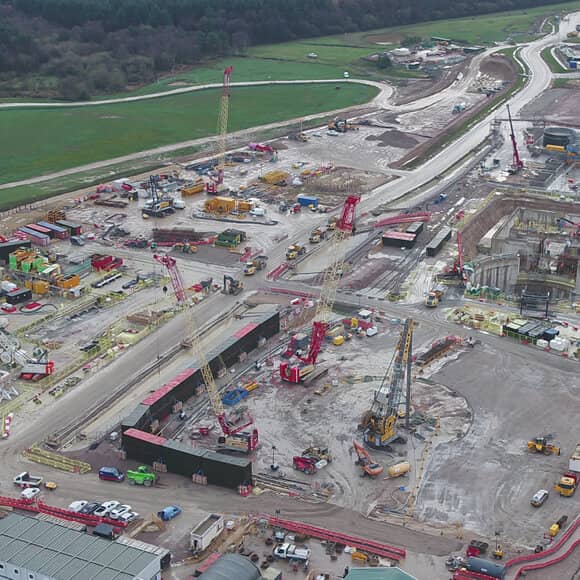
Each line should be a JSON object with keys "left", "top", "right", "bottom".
{"left": 0, "top": 0, "right": 573, "bottom": 98}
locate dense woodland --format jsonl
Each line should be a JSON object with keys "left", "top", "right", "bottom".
{"left": 0, "top": 0, "right": 573, "bottom": 98}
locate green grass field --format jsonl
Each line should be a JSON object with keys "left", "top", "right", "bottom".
{"left": 363, "top": 0, "right": 580, "bottom": 45}
{"left": 0, "top": 83, "right": 377, "bottom": 186}
{"left": 540, "top": 45, "right": 574, "bottom": 72}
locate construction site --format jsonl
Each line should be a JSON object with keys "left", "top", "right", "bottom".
{"left": 1, "top": 21, "right": 580, "bottom": 580}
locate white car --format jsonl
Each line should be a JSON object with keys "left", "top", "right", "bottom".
{"left": 109, "top": 504, "right": 132, "bottom": 520}
{"left": 119, "top": 511, "right": 139, "bottom": 524}
{"left": 68, "top": 500, "right": 88, "bottom": 513}
{"left": 93, "top": 501, "right": 119, "bottom": 517}
{"left": 21, "top": 487, "right": 40, "bottom": 500}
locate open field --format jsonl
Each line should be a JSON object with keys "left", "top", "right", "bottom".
{"left": 0, "top": 83, "right": 377, "bottom": 187}
{"left": 363, "top": 0, "right": 580, "bottom": 45}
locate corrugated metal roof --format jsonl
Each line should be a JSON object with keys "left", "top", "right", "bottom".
{"left": 123, "top": 427, "right": 167, "bottom": 445}
{"left": 0, "top": 514, "right": 166, "bottom": 580}
{"left": 345, "top": 568, "right": 416, "bottom": 580}
{"left": 200, "top": 553, "right": 261, "bottom": 580}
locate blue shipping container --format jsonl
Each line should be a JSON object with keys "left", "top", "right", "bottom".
{"left": 297, "top": 195, "right": 319, "bottom": 207}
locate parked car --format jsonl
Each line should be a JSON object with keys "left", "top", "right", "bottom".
{"left": 21, "top": 487, "right": 40, "bottom": 500}
{"left": 531, "top": 489, "right": 549, "bottom": 507}
{"left": 109, "top": 504, "right": 132, "bottom": 520}
{"left": 121, "top": 279, "right": 138, "bottom": 290}
{"left": 157, "top": 505, "right": 182, "bottom": 521}
{"left": 119, "top": 511, "right": 139, "bottom": 524}
{"left": 68, "top": 500, "right": 88, "bottom": 513}
{"left": 93, "top": 501, "right": 120, "bottom": 517}
{"left": 98, "top": 467, "right": 125, "bottom": 482}
{"left": 80, "top": 501, "right": 101, "bottom": 515}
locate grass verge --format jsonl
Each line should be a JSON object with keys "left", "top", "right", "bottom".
{"left": 540, "top": 46, "right": 570, "bottom": 73}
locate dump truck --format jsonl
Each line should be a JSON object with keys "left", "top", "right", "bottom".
{"left": 259, "top": 170, "right": 289, "bottom": 186}
{"left": 286, "top": 244, "right": 306, "bottom": 260}
{"left": 13, "top": 472, "right": 43, "bottom": 488}
{"left": 273, "top": 543, "right": 311, "bottom": 562}
{"left": 126, "top": 465, "right": 157, "bottom": 487}
{"left": 243, "top": 256, "right": 268, "bottom": 275}
{"left": 425, "top": 285, "right": 445, "bottom": 308}
{"left": 309, "top": 228, "right": 326, "bottom": 244}
{"left": 555, "top": 472, "right": 578, "bottom": 496}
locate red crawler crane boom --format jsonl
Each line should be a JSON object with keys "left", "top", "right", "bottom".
{"left": 280, "top": 195, "right": 360, "bottom": 382}
{"left": 507, "top": 104, "right": 523, "bottom": 173}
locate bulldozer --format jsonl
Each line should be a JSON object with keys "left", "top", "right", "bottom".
{"left": 243, "top": 255, "right": 268, "bottom": 276}
{"left": 528, "top": 436, "right": 560, "bottom": 456}
{"left": 222, "top": 275, "right": 243, "bottom": 296}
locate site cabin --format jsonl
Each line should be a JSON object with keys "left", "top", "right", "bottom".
{"left": 190, "top": 513, "right": 224, "bottom": 554}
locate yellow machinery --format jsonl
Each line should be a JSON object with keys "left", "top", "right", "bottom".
{"left": 286, "top": 244, "right": 306, "bottom": 260}
{"left": 527, "top": 436, "right": 560, "bottom": 456}
{"left": 360, "top": 319, "right": 414, "bottom": 449}
{"left": 555, "top": 472, "right": 578, "bottom": 497}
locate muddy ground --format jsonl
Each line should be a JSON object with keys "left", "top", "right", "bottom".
{"left": 520, "top": 87, "right": 580, "bottom": 126}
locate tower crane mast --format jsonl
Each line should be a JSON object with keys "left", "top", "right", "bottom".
{"left": 280, "top": 195, "right": 360, "bottom": 383}
{"left": 207, "top": 66, "right": 234, "bottom": 194}
{"left": 153, "top": 253, "right": 258, "bottom": 451}
{"left": 361, "top": 319, "right": 413, "bottom": 449}
{"left": 507, "top": 104, "right": 523, "bottom": 174}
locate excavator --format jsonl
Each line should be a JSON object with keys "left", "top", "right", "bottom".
{"left": 527, "top": 436, "right": 561, "bottom": 456}
{"left": 222, "top": 275, "right": 243, "bottom": 295}
{"left": 353, "top": 441, "right": 383, "bottom": 477}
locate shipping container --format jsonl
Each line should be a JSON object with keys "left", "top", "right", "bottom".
{"left": 37, "top": 221, "right": 69, "bottom": 239}
{"left": 296, "top": 194, "right": 319, "bottom": 208}
{"left": 426, "top": 227, "right": 452, "bottom": 257}
{"left": 26, "top": 223, "right": 52, "bottom": 237}
{"left": 6, "top": 288, "right": 32, "bottom": 304}
{"left": 405, "top": 221, "right": 424, "bottom": 236}
{"left": 0, "top": 240, "right": 31, "bottom": 262}
{"left": 18, "top": 227, "right": 50, "bottom": 247}
{"left": 382, "top": 231, "right": 416, "bottom": 248}
{"left": 55, "top": 220, "right": 82, "bottom": 235}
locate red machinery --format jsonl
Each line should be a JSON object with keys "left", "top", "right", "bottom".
{"left": 353, "top": 441, "right": 384, "bottom": 477}
{"left": 280, "top": 195, "right": 360, "bottom": 383}
{"left": 154, "top": 253, "right": 258, "bottom": 452}
{"left": 207, "top": 66, "right": 233, "bottom": 194}
{"left": 507, "top": 104, "right": 523, "bottom": 174}
{"left": 293, "top": 456, "right": 318, "bottom": 474}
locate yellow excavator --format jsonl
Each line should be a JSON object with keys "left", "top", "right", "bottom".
{"left": 527, "top": 436, "right": 560, "bottom": 456}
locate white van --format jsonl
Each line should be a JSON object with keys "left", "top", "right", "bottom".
{"left": 173, "top": 199, "right": 186, "bottom": 209}
{"left": 250, "top": 207, "right": 265, "bottom": 217}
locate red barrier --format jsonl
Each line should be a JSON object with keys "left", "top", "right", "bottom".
{"left": 373, "top": 212, "right": 432, "bottom": 229}
{"left": 514, "top": 539, "right": 580, "bottom": 579}
{"left": 268, "top": 515, "right": 405, "bottom": 561}
{"left": 0, "top": 496, "right": 126, "bottom": 528}
{"left": 506, "top": 517, "right": 579, "bottom": 568}
{"left": 267, "top": 287, "right": 315, "bottom": 298}
{"left": 266, "top": 264, "right": 289, "bottom": 280}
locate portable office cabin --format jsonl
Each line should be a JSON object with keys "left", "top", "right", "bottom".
{"left": 18, "top": 227, "right": 50, "bottom": 247}
{"left": 37, "top": 221, "right": 69, "bottom": 239}
{"left": 55, "top": 220, "right": 82, "bottom": 236}
{"left": 405, "top": 221, "right": 424, "bottom": 236}
{"left": 26, "top": 223, "right": 53, "bottom": 238}
{"left": 0, "top": 240, "right": 31, "bottom": 262}
{"left": 426, "top": 227, "right": 452, "bottom": 257}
